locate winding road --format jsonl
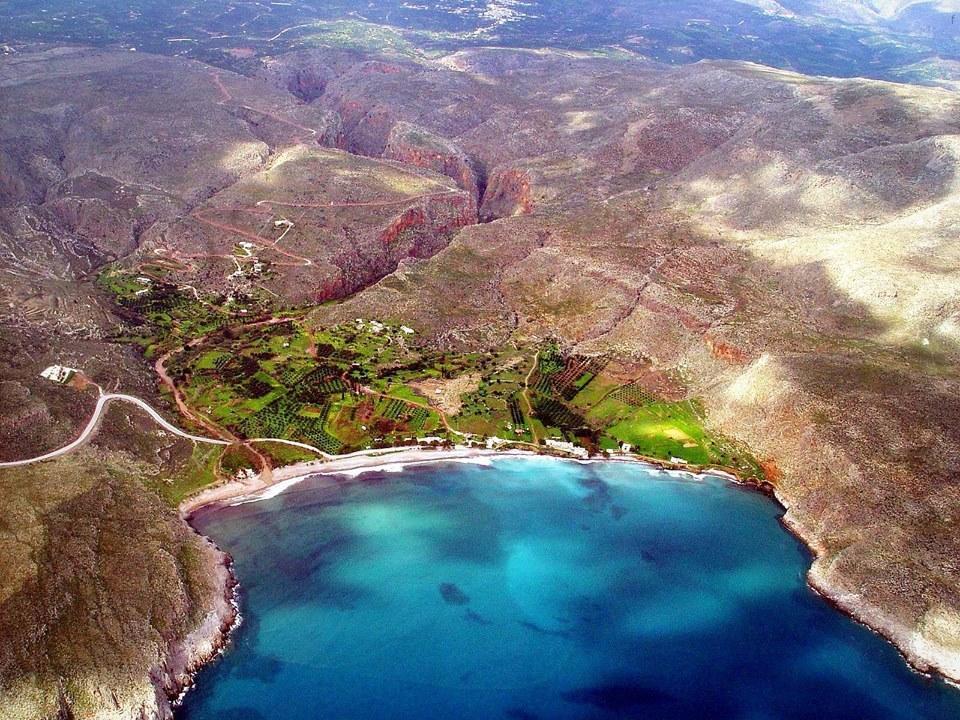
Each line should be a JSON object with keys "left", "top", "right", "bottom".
{"left": 0, "top": 389, "right": 344, "bottom": 469}
{"left": 0, "top": 392, "right": 230, "bottom": 469}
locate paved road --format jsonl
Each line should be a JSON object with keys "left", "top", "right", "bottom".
{"left": 0, "top": 393, "right": 230, "bottom": 468}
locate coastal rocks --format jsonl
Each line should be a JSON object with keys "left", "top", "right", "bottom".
{"left": 915, "top": 606, "right": 960, "bottom": 679}
{"left": 807, "top": 559, "right": 960, "bottom": 683}
{"left": 0, "top": 447, "right": 241, "bottom": 720}
{"left": 150, "top": 540, "right": 239, "bottom": 720}
{"left": 699, "top": 347, "right": 960, "bottom": 686}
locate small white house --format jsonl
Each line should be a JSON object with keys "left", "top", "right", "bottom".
{"left": 40, "top": 365, "right": 79, "bottom": 384}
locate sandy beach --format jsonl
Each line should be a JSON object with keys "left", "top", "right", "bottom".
{"left": 179, "top": 446, "right": 544, "bottom": 516}
{"left": 178, "top": 443, "right": 740, "bottom": 518}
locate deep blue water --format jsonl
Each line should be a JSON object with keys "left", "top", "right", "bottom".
{"left": 180, "top": 458, "right": 960, "bottom": 720}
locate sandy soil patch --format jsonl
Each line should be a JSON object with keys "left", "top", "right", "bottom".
{"left": 409, "top": 372, "right": 481, "bottom": 416}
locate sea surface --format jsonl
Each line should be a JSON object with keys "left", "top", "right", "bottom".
{"left": 180, "top": 458, "right": 960, "bottom": 720}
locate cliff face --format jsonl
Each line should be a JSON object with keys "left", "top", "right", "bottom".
{"left": 383, "top": 122, "right": 482, "bottom": 208}
{"left": 380, "top": 193, "right": 477, "bottom": 255}
{"left": 479, "top": 167, "right": 534, "bottom": 222}
{"left": 314, "top": 191, "right": 477, "bottom": 302}
{"left": 150, "top": 543, "right": 238, "bottom": 719}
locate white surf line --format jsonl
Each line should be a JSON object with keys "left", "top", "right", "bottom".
{"left": 0, "top": 393, "right": 230, "bottom": 468}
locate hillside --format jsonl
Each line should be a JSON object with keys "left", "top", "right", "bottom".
{"left": 295, "top": 48, "right": 960, "bottom": 680}
{"left": 742, "top": 0, "right": 960, "bottom": 23}
{"left": 1, "top": 39, "right": 960, "bottom": 717}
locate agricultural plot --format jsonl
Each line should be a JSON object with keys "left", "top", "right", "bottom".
{"left": 98, "top": 267, "right": 271, "bottom": 355}
{"left": 551, "top": 355, "right": 608, "bottom": 400}
{"left": 531, "top": 394, "right": 588, "bottom": 439}
{"left": 381, "top": 398, "right": 409, "bottom": 420}
{"left": 446, "top": 358, "right": 534, "bottom": 441}
{"left": 525, "top": 347, "right": 761, "bottom": 477}
{"left": 609, "top": 382, "right": 659, "bottom": 407}
{"left": 175, "top": 319, "right": 454, "bottom": 453}
{"left": 508, "top": 396, "right": 526, "bottom": 428}
{"left": 100, "top": 267, "right": 759, "bottom": 475}
{"left": 408, "top": 407, "right": 432, "bottom": 432}
{"left": 529, "top": 349, "right": 606, "bottom": 401}
{"left": 586, "top": 393, "right": 759, "bottom": 476}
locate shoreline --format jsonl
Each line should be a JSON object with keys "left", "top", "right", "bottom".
{"left": 776, "top": 495, "right": 960, "bottom": 689}
{"left": 153, "top": 537, "right": 240, "bottom": 720}
{"left": 179, "top": 444, "right": 717, "bottom": 518}
{"left": 168, "top": 445, "right": 746, "bottom": 715}
{"left": 180, "top": 445, "right": 536, "bottom": 517}
{"left": 169, "top": 445, "right": 960, "bottom": 714}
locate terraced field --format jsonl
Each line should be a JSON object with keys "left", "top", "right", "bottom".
{"left": 98, "top": 260, "right": 762, "bottom": 471}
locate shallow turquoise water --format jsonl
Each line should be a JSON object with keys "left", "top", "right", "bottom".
{"left": 180, "top": 458, "right": 960, "bottom": 719}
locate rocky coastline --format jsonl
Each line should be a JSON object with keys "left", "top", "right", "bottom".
{"left": 150, "top": 537, "right": 241, "bottom": 720}
{"left": 163, "top": 445, "right": 960, "bottom": 716}
{"left": 781, "top": 504, "right": 960, "bottom": 687}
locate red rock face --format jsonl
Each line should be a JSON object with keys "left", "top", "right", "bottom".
{"left": 315, "top": 192, "right": 476, "bottom": 303}
{"left": 385, "top": 194, "right": 477, "bottom": 251}
{"left": 760, "top": 459, "right": 784, "bottom": 487}
{"left": 705, "top": 336, "right": 751, "bottom": 364}
{"left": 383, "top": 138, "right": 480, "bottom": 206}
{"left": 479, "top": 167, "right": 533, "bottom": 221}
{"left": 314, "top": 274, "right": 349, "bottom": 303}
{"left": 379, "top": 206, "right": 428, "bottom": 245}
{"left": 376, "top": 195, "right": 476, "bottom": 261}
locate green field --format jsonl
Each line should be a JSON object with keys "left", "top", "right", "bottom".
{"left": 100, "top": 264, "right": 759, "bottom": 478}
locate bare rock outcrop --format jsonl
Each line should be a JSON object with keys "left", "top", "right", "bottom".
{"left": 480, "top": 166, "right": 535, "bottom": 221}
{"left": 383, "top": 121, "right": 482, "bottom": 208}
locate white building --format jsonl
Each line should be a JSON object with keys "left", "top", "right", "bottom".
{"left": 40, "top": 365, "right": 79, "bottom": 384}
{"left": 545, "top": 438, "right": 589, "bottom": 458}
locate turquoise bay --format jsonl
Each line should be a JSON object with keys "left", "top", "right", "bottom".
{"left": 180, "top": 458, "right": 960, "bottom": 719}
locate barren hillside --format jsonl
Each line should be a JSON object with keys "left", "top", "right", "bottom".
{"left": 2, "top": 39, "right": 960, "bottom": 718}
